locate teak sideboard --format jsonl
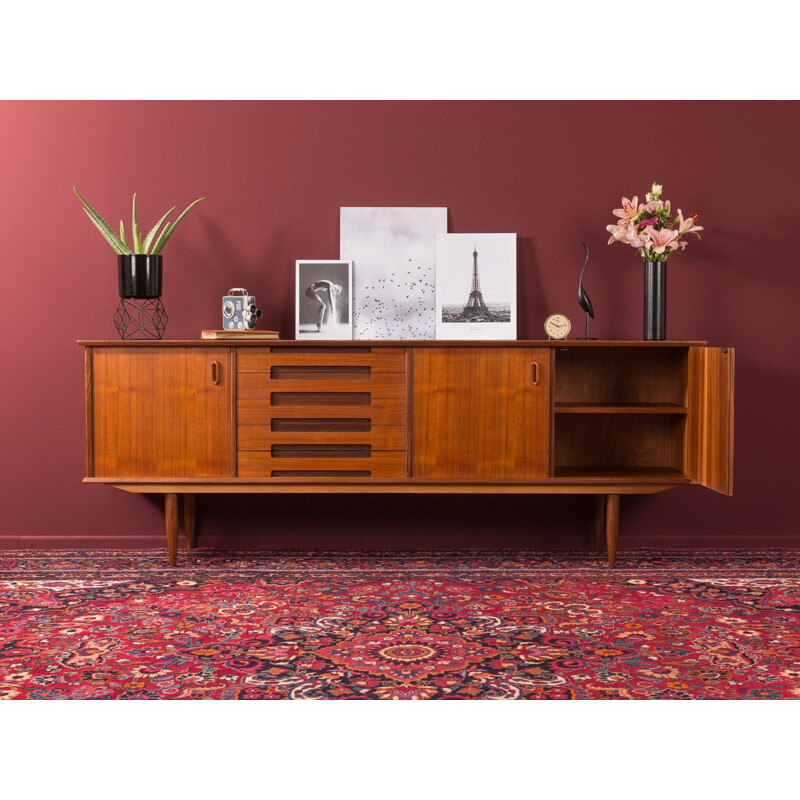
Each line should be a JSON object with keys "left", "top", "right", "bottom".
{"left": 80, "top": 340, "right": 734, "bottom": 566}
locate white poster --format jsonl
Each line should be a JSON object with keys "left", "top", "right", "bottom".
{"left": 435, "top": 233, "right": 517, "bottom": 340}
{"left": 340, "top": 207, "right": 447, "bottom": 340}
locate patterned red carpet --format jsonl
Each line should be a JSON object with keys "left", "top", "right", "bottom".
{"left": 1, "top": 549, "right": 799, "bottom": 700}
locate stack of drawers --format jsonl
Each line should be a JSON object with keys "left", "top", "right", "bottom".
{"left": 236, "top": 346, "right": 407, "bottom": 478}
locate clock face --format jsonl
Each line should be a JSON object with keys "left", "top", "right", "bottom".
{"left": 545, "top": 313, "right": 571, "bottom": 340}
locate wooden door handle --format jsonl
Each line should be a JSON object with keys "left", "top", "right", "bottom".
{"left": 211, "top": 361, "right": 221, "bottom": 385}
{"left": 531, "top": 361, "right": 540, "bottom": 386}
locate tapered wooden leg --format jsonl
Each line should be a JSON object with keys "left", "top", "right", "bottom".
{"left": 593, "top": 495, "right": 606, "bottom": 552}
{"left": 184, "top": 494, "right": 196, "bottom": 550}
{"left": 165, "top": 493, "right": 179, "bottom": 567}
{"left": 606, "top": 494, "right": 620, "bottom": 568}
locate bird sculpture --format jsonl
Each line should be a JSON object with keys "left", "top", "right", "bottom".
{"left": 577, "top": 236, "right": 596, "bottom": 340}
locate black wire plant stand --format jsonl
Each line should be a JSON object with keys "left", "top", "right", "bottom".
{"left": 113, "top": 298, "right": 168, "bottom": 340}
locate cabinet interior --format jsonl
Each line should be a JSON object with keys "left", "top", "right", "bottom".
{"left": 553, "top": 347, "right": 689, "bottom": 477}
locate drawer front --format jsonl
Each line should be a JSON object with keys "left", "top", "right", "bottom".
{"left": 238, "top": 451, "right": 406, "bottom": 478}
{"left": 236, "top": 346, "right": 407, "bottom": 478}
{"left": 238, "top": 348, "right": 406, "bottom": 373}
{"left": 238, "top": 425, "right": 406, "bottom": 450}
{"left": 238, "top": 396, "right": 406, "bottom": 426}
{"left": 238, "top": 372, "right": 406, "bottom": 398}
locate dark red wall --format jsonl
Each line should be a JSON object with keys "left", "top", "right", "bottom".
{"left": 1, "top": 100, "right": 797, "bottom": 550}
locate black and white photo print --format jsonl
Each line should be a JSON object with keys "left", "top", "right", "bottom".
{"left": 295, "top": 260, "right": 353, "bottom": 340}
{"left": 340, "top": 207, "right": 447, "bottom": 339}
{"left": 435, "top": 233, "right": 517, "bottom": 340}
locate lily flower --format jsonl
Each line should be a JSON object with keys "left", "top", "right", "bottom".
{"left": 676, "top": 209, "right": 704, "bottom": 238}
{"left": 613, "top": 196, "right": 641, "bottom": 223}
{"left": 645, "top": 227, "right": 680, "bottom": 254}
{"left": 607, "top": 221, "right": 633, "bottom": 244}
{"left": 625, "top": 229, "right": 649, "bottom": 248}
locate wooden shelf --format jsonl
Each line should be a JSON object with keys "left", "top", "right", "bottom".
{"left": 553, "top": 466, "right": 689, "bottom": 482}
{"left": 555, "top": 403, "right": 688, "bottom": 414}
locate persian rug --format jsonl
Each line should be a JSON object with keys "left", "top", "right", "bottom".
{"left": 1, "top": 549, "right": 799, "bottom": 700}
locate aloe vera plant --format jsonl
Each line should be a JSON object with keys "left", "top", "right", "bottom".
{"left": 74, "top": 187, "right": 205, "bottom": 255}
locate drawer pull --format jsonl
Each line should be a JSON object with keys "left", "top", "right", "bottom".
{"left": 271, "top": 418, "right": 372, "bottom": 432}
{"left": 531, "top": 361, "right": 540, "bottom": 386}
{"left": 271, "top": 392, "right": 371, "bottom": 406}
{"left": 270, "top": 366, "right": 372, "bottom": 380}
{"left": 271, "top": 445, "right": 372, "bottom": 459}
{"left": 211, "top": 361, "right": 221, "bottom": 385}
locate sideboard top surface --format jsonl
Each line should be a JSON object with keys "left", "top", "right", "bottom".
{"left": 78, "top": 339, "right": 710, "bottom": 348}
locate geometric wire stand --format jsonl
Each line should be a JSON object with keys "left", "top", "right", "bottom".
{"left": 113, "top": 298, "right": 168, "bottom": 340}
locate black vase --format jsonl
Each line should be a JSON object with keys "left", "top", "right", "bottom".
{"left": 118, "top": 254, "right": 162, "bottom": 299}
{"left": 643, "top": 259, "right": 666, "bottom": 340}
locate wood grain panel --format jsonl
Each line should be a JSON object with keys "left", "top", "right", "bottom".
{"left": 91, "top": 347, "right": 233, "bottom": 478}
{"left": 269, "top": 366, "right": 372, "bottom": 380}
{"left": 270, "top": 392, "right": 372, "bottom": 406}
{"left": 411, "top": 347, "right": 551, "bottom": 479}
{"left": 237, "top": 397, "right": 406, "bottom": 425}
{"left": 270, "top": 445, "right": 372, "bottom": 457}
{"left": 95, "top": 479, "right": 684, "bottom": 495}
{"left": 267, "top": 346, "right": 373, "bottom": 353}
{"left": 238, "top": 373, "right": 406, "bottom": 397}
{"left": 238, "top": 426, "right": 406, "bottom": 450}
{"left": 555, "top": 403, "right": 687, "bottom": 414}
{"left": 553, "top": 466, "right": 686, "bottom": 481}
{"left": 238, "top": 349, "right": 406, "bottom": 372}
{"left": 238, "top": 450, "right": 406, "bottom": 477}
{"left": 554, "top": 347, "right": 688, "bottom": 405}
{"left": 85, "top": 347, "right": 94, "bottom": 477}
{"left": 271, "top": 418, "right": 373, "bottom": 432}
{"left": 685, "top": 346, "right": 734, "bottom": 495}
{"left": 554, "top": 415, "right": 684, "bottom": 471}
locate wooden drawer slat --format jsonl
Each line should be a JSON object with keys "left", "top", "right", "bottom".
{"left": 238, "top": 397, "right": 406, "bottom": 425}
{"left": 238, "top": 451, "right": 406, "bottom": 477}
{"left": 238, "top": 426, "right": 406, "bottom": 450}
{"left": 238, "top": 349, "right": 406, "bottom": 372}
{"left": 238, "top": 373, "right": 406, "bottom": 397}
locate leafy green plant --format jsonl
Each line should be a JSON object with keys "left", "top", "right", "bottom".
{"left": 73, "top": 187, "right": 205, "bottom": 255}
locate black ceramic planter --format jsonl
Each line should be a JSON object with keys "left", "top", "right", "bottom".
{"left": 643, "top": 259, "right": 666, "bottom": 340}
{"left": 118, "top": 254, "right": 162, "bottom": 299}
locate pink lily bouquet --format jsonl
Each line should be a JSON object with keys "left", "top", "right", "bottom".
{"left": 606, "top": 183, "right": 703, "bottom": 261}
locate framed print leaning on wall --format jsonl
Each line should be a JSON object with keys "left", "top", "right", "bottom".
{"left": 435, "top": 233, "right": 517, "bottom": 340}
{"left": 340, "top": 206, "right": 447, "bottom": 340}
{"left": 295, "top": 260, "right": 353, "bottom": 340}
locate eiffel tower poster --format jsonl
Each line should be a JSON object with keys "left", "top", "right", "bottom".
{"left": 458, "top": 245, "right": 495, "bottom": 321}
{"left": 435, "top": 233, "right": 517, "bottom": 340}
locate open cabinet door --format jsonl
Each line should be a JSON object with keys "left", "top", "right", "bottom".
{"left": 685, "top": 346, "right": 735, "bottom": 495}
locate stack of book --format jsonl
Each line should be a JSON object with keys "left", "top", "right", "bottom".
{"left": 201, "top": 329, "right": 280, "bottom": 340}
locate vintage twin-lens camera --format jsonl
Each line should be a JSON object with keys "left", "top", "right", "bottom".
{"left": 222, "top": 288, "right": 263, "bottom": 330}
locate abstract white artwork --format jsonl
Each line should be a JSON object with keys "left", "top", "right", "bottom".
{"left": 435, "top": 233, "right": 517, "bottom": 340}
{"left": 340, "top": 207, "right": 447, "bottom": 339}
